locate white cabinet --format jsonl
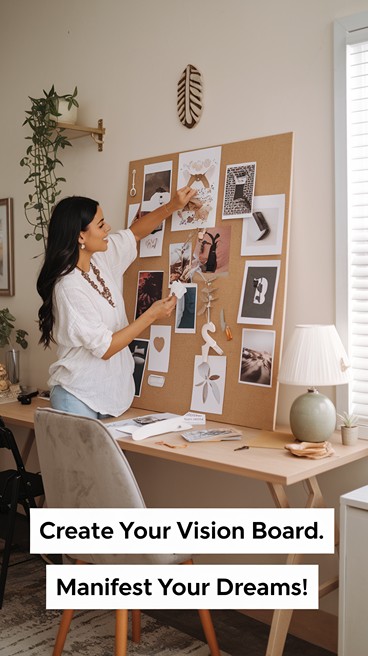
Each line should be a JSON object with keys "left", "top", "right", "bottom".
{"left": 339, "top": 486, "right": 368, "bottom": 656}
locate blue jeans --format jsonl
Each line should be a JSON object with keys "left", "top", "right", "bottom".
{"left": 50, "top": 385, "right": 111, "bottom": 419}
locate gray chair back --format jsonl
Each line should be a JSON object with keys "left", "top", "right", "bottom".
{"left": 34, "top": 408, "right": 145, "bottom": 510}
{"left": 34, "top": 408, "right": 185, "bottom": 565}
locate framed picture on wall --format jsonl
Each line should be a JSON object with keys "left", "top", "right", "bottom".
{"left": 0, "top": 199, "right": 14, "bottom": 296}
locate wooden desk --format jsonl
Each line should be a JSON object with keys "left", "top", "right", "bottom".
{"left": 3, "top": 399, "right": 368, "bottom": 656}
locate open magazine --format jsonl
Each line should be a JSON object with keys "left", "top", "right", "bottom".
{"left": 181, "top": 428, "right": 242, "bottom": 442}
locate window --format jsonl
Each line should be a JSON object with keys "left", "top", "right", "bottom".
{"left": 335, "top": 13, "right": 368, "bottom": 432}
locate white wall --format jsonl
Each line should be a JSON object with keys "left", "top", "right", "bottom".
{"left": 2, "top": 0, "right": 368, "bottom": 616}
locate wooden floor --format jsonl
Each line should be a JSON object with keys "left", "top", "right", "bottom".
{"left": 145, "top": 609, "right": 335, "bottom": 656}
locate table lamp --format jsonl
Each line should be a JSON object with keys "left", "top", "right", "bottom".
{"left": 278, "top": 324, "right": 352, "bottom": 442}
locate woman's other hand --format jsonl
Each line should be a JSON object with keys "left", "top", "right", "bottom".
{"left": 148, "top": 295, "right": 177, "bottom": 321}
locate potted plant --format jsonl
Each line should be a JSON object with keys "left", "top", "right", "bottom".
{"left": 337, "top": 411, "right": 359, "bottom": 446}
{"left": 20, "top": 85, "right": 79, "bottom": 250}
{"left": 0, "top": 309, "right": 28, "bottom": 384}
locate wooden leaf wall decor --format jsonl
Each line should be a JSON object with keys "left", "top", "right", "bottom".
{"left": 177, "top": 64, "right": 203, "bottom": 129}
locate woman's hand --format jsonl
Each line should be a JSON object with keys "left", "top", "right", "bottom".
{"left": 102, "top": 295, "right": 177, "bottom": 360}
{"left": 168, "top": 186, "right": 196, "bottom": 212}
{"left": 147, "top": 295, "right": 177, "bottom": 321}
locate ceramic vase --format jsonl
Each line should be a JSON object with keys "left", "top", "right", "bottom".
{"left": 55, "top": 99, "right": 78, "bottom": 125}
{"left": 6, "top": 349, "right": 19, "bottom": 384}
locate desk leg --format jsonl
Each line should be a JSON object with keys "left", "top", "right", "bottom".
{"left": 21, "top": 428, "right": 35, "bottom": 466}
{"left": 265, "top": 477, "right": 328, "bottom": 656}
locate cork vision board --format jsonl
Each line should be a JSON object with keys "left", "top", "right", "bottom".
{"left": 123, "top": 132, "right": 293, "bottom": 431}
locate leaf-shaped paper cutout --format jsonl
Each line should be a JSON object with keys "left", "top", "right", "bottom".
{"left": 177, "top": 64, "right": 203, "bottom": 129}
{"left": 198, "top": 361, "right": 210, "bottom": 378}
{"left": 203, "top": 381, "right": 208, "bottom": 403}
{"left": 197, "top": 304, "right": 207, "bottom": 315}
{"left": 210, "top": 380, "right": 221, "bottom": 404}
{"left": 209, "top": 375, "right": 220, "bottom": 380}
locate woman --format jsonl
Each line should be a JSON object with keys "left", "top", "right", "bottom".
{"left": 37, "top": 187, "right": 195, "bottom": 418}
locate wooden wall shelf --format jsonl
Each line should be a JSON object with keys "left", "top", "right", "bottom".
{"left": 56, "top": 118, "right": 105, "bottom": 152}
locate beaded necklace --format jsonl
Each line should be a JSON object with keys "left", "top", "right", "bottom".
{"left": 77, "top": 262, "right": 115, "bottom": 308}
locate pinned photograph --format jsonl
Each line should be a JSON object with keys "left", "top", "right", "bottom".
{"left": 222, "top": 162, "right": 256, "bottom": 219}
{"left": 190, "top": 355, "right": 227, "bottom": 414}
{"left": 169, "top": 241, "right": 192, "bottom": 285}
{"left": 175, "top": 283, "right": 197, "bottom": 333}
{"left": 192, "top": 226, "right": 231, "bottom": 275}
{"left": 135, "top": 271, "right": 164, "bottom": 319}
{"left": 171, "top": 146, "right": 222, "bottom": 231}
{"left": 148, "top": 325, "right": 172, "bottom": 373}
{"left": 141, "top": 160, "right": 172, "bottom": 213}
{"left": 129, "top": 339, "right": 149, "bottom": 397}
{"left": 237, "top": 260, "right": 281, "bottom": 325}
{"left": 139, "top": 161, "right": 173, "bottom": 257}
{"left": 239, "top": 329, "right": 276, "bottom": 387}
{"left": 241, "top": 194, "right": 285, "bottom": 256}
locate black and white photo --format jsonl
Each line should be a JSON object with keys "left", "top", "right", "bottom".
{"left": 239, "top": 329, "right": 275, "bottom": 387}
{"left": 241, "top": 194, "right": 285, "bottom": 256}
{"left": 237, "top": 260, "right": 280, "bottom": 325}
{"left": 222, "top": 162, "right": 256, "bottom": 219}
{"left": 128, "top": 339, "right": 149, "bottom": 396}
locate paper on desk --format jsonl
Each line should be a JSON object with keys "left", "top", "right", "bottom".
{"left": 182, "top": 411, "right": 206, "bottom": 425}
{"left": 105, "top": 413, "right": 179, "bottom": 439}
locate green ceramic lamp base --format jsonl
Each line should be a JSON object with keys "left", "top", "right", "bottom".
{"left": 289, "top": 388, "right": 336, "bottom": 443}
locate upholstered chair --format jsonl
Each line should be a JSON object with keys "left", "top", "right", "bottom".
{"left": 34, "top": 408, "right": 220, "bottom": 656}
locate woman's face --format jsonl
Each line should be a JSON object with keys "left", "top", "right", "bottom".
{"left": 79, "top": 206, "right": 111, "bottom": 253}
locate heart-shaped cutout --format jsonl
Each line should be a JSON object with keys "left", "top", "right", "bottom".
{"left": 153, "top": 337, "right": 165, "bottom": 353}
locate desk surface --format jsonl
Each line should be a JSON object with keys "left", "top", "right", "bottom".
{"left": 2, "top": 398, "right": 368, "bottom": 487}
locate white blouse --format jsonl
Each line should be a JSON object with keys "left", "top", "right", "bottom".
{"left": 48, "top": 228, "right": 137, "bottom": 416}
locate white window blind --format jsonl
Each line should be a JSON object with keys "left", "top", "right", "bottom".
{"left": 335, "top": 14, "right": 368, "bottom": 432}
{"left": 347, "top": 37, "right": 368, "bottom": 422}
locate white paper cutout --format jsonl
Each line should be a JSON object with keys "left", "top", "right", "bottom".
{"left": 241, "top": 194, "right": 285, "bottom": 256}
{"left": 171, "top": 146, "right": 222, "bottom": 231}
{"left": 200, "top": 321, "right": 223, "bottom": 361}
{"left": 170, "top": 280, "right": 187, "bottom": 299}
{"left": 148, "top": 325, "right": 172, "bottom": 373}
{"left": 190, "top": 355, "right": 227, "bottom": 415}
{"left": 127, "top": 203, "right": 141, "bottom": 227}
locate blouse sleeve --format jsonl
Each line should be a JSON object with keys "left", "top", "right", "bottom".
{"left": 54, "top": 287, "right": 113, "bottom": 359}
{"left": 104, "top": 228, "right": 137, "bottom": 279}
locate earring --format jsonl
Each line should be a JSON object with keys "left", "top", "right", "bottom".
{"left": 80, "top": 244, "right": 85, "bottom": 250}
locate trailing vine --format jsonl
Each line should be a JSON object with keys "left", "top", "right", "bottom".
{"left": 20, "top": 85, "right": 78, "bottom": 250}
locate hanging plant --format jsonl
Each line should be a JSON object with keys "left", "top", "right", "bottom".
{"left": 20, "top": 85, "right": 79, "bottom": 250}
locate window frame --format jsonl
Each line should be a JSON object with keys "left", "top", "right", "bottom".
{"left": 334, "top": 12, "right": 368, "bottom": 422}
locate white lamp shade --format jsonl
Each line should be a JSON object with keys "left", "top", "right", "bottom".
{"left": 278, "top": 324, "right": 352, "bottom": 387}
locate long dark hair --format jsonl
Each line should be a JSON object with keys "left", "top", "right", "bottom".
{"left": 37, "top": 196, "right": 99, "bottom": 347}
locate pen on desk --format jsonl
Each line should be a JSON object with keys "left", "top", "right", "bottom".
{"left": 234, "top": 445, "right": 250, "bottom": 451}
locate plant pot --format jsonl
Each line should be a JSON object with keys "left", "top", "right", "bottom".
{"left": 6, "top": 349, "right": 20, "bottom": 384}
{"left": 54, "top": 99, "right": 78, "bottom": 125}
{"left": 341, "top": 425, "right": 359, "bottom": 446}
